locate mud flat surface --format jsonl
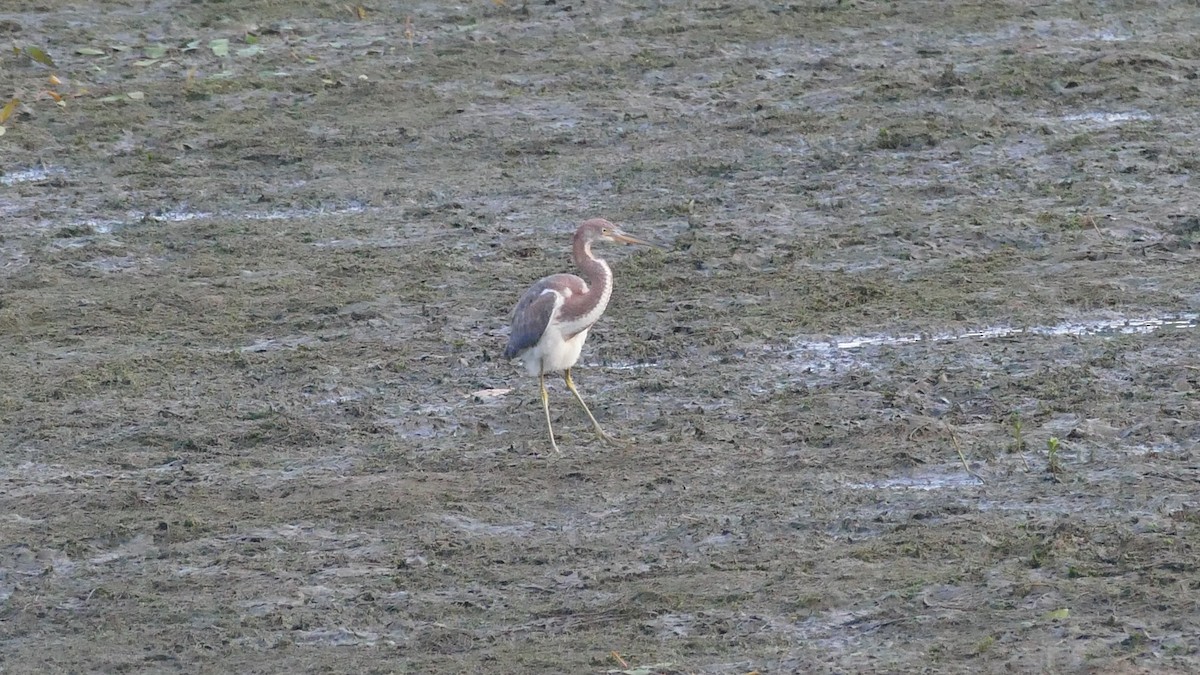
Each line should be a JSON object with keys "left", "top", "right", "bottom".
{"left": 2, "top": 0, "right": 1199, "bottom": 672}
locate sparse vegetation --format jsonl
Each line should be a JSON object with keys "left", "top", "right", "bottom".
{"left": 1, "top": 0, "right": 1198, "bottom": 672}
{"left": 1046, "top": 436, "right": 1065, "bottom": 480}
{"left": 1008, "top": 412, "right": 1025, "bottom": 454}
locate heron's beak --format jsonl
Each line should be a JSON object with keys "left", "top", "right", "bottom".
{"left": 612, "top": 231, "right": 667, "bottom": 249}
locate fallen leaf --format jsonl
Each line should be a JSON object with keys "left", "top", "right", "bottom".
{"left": 76, "top": 47, "right": 106, "bottom": 55}
{"left": 49, "top": 74, "right": 62, "bottom": 86}
{"left": 0, "top": 98, "right": 18, "bottom": 124}
{"left": 111, "top": 44, "right": 131, "bottom": 52}
{"left": 236, "top": 44, "right": 262, "bottom": 58}
{"left": 182, "top": 40, "right": 200, "bottom": 52}
{"left": 209, "top": 38, "right": 230, "bottom": 57}
{"left": 127, "top": 91, "right": 145, "bottom": 100}
{"left": 467, "top": 388, "right": 511, "bottom": 401}
{"left": 144, "top": 44, "right": 167, "bottom": 59}
{"left": 96, "top": 95, "right": 122, "bottom": 103}
{"left": 1045, "top": 608, "right": 1070, "bottom": 621}
{"left": 25, "top": 46, "right": 56, "bottom": 67}
{"left": 0, "top": 126, "right": 6, "bottom": 137}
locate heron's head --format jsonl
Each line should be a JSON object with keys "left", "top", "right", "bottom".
{"left": 578, "top": 218, "right": 662, "bottom": 249}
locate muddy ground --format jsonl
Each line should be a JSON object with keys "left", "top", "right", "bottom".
{"left": 2, "top": 0, "right": 1199, "bottom": 672}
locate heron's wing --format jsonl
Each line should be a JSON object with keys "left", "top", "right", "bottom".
{"left": 504, "top": 285, "right": 559, "bottom": 359}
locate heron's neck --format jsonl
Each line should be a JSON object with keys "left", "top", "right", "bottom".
{"left": 574, "top": 238, "right": 611, "bottom": 290}
{"left": 561, "top": 236, "right": 612, "bottom": 329}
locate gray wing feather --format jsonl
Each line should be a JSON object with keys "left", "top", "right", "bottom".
{"left": 504, "top": 284, "right": 558, "bottom": 359}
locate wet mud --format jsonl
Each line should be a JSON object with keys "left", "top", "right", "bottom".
{"left": 2, "top": 0, "right": 1199, "bottom": 672}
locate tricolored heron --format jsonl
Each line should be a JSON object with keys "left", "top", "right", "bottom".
{"left": 504, "top": 218, "right": 662, "bottom": 453}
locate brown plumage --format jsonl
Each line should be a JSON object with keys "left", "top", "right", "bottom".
{"left": 504, "top": 218, "right": 662, "bottom": 453}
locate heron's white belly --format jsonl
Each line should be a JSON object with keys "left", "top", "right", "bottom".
{"left": 520, "top": 326, "right": 590, "bottom": 376}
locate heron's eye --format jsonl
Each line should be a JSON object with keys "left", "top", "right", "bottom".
{"left": 601, "top": 228, "right": 610, "bottom": 235}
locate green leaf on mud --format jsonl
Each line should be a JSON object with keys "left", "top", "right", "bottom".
{"left": 0, "top": 98, "right": 18, "bottom": 125}
{"left": 182, "top": 40, "right": 200, "bottom": 52}
{"left": 0, "top": 126, "right": 6, "bottom": 137}
{"left": 244, "top": 33, "right": 259, "bottom": 45}
{"left": 133, "top": 59, "right": 160, "bottom": 67}
{"left": 111, "top": 44, "right": 131, "bottom": 52}
{"left": 209, "top": 38, "right": 230, "bottom": 57}
{"left": 1044, "top": 608, "right": 1070, "bottom": 621}
{"left": 127, "top": 91, "right": 145, "bottom": 101}
{"left": 25, "top": 46, "right": 56, "bottom": 67}
{"left": 144, "top": 44, "right": 167, "bottom": 59}
{"left": 96, "top": 95, "right": 122, "bottom": 103}
{"left": 236, "top": 44, "right": 262, "bottom": 58}
{"left": 76, "top": 47, "right": 106, "bottom": 55}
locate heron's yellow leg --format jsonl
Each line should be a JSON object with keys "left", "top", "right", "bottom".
{"left": 539, "top": 373, "right": 561, "bottom": 454}
{"left": 564, "top": 369, "right": 619, "bottom": 445}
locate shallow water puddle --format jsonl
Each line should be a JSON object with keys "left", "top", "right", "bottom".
{"left": 442, "top": 514, "right": 535, "bottom": 537}
{"left": 315, "top": 391, "right": 366, "bottom": 406}
{"left": 380, "top": 416, "right": 462, "bottom": 440}
{"left": 21, "top": 206, "right": 373, "bottom": 235}
{"left": 240, "top": 336, "right": 316, "bottom": 353}
{"left": 1, "top": 166, "right": 359, "bottom": 232}
{"left": 847, "top": 469, "right": 983, "bottom": 491}
{"left": 789, "top": 313, "right": 1198, "bottom": 373}
{"left": 293, "top": 627, "right": 399, "bottom": 647}
{"left": 834, "top": 314, "right": 1196, "bottom": 351}
{"left": 85, "top": 203, "right": 371, "bottom": 234}
{"left": 0, "top": 166, "right": 64, "bottom": 186}
{"left": 591, "top": 360, "right": 662, "bottom": 371}
{"left": 1057, "top": 110, "right": 1153, "bottom": 129}
{"left": 3, "top": 164, "right": 363, "bottom": 221}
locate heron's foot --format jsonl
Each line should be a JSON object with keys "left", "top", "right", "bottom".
{"left": 593, "top": 427, "right": 629, "bottom": 448}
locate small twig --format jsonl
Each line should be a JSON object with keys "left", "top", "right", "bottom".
{"left": 947, "top": 425, "right": 986, "bottom": 484}
{"left": 610, "top": 651, "right": 630, "bottom": 669}
{"left": 908, "top": 416, "right": 985, "bottom": 484}
{"left": 1017, "top": 451, "right": 1032, "bottom": 471}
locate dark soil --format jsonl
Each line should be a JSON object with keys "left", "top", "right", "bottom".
{"left": 2, "top": 1, "right": 1199, "bottom": 672}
